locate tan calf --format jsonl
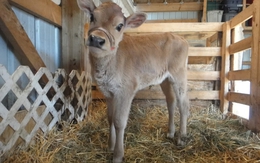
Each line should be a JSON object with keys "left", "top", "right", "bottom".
{"left": 77, "top": 0, "right": 190, "bottom": 162}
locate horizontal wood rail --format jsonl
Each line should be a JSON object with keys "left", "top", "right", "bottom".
{"left": 228, "top": 69, "right": 250, "bottom": 81}
{"left": 127, "top": 32, "right": 217, "bottom": 41}
{"left": 136, "top": 2, "right": 203, "bottom": 12}
{"left": 227, "top": 92, "right": 250, "bottom": 106}
{"left": 189, "top": 47, "right": 221, "bottom": 57}
{"left": 92, "top": 90, "right": 219, "bottom": 100}
{"left": 145, "top": 19, "right": 198, "bottom": 23}
{"left": 230, "top": 4, "right": 253, "bottom": 28}
{"left": 229, "top": 36, "right": 252, "bottom": 54}
{"left": 126, "top": 23, "right": 223, "bottom": 33}
{"left": 188, "top": 71, "right": 220, "bottom": 81}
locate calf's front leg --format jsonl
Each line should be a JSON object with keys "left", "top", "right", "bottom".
{"left": 108, "top": 93, "right": 134, "bottom": 163}
{"left": 106, "top": 98, "right": 116, "bottom": 152}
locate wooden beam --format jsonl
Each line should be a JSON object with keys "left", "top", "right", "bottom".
{"left": 9, "top": 0, "right": 61, "bottom": 27}
{"left": 188, "top": 57, "right": 214, "bottom": 64}
{"left": 92, "top": 90, "right": 220, "bottom": 100}
{"left": 229, "top": 36, "right": 252, "bottom": 54}
{"left": 188, "top": 71, "right": 220, "bottom": 81}
{"left": 230, "top": 3, "right": 253, "bottom": 29}
{"left": 188, "top": 47, "right": 221, "bottom": 57}
{"left": 248, "top": 0, "right": 260, "bottom": 132}
{"left": 206, "top": 32, "right": 218, "bottom": 47}
{"left": 220, "top": 22, "right": 231, "bottom": 114}
{"left": 0, "top": 0, "right": 46, "bottom": 73}
{"left": 128, "top": 32, "right": 217, "bottom": 40}
{"left": 228, "top": 69, "right": 250, "bottom": 81}
{"left": 135, "top": 2, "right": 203, "bottom": 12}
{"left": 145, "top": 19, "right": 198, "bottom": 23}
{"left": 202, "top": 0, "right": 207, "bottom": 22}
{"left": 227, "top": 92, "right": 251, "bottom": 106}
{"left": 62, "top": 0, "right": 87, "bottom": 72}
{"left": 126, "top": 22, "right": 224, "bottom": 33}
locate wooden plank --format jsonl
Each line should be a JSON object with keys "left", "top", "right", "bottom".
{"left": 220, "top": 22, "right": 231, "bottom": 114}
{"left": 126, "top": 22, "right": 224, "bottom": 33}
{"left": 145, "top": 19, "right": 198, "bottom": 23}
{"left": 128, "top": 32, "right": 217, "bottom": 40}
{"left": 0, "top": 0, "right": 46, "bottom": 74}
{"left": 202, "top": 0, "right": 207, "bottom": 22}
{"left": 62, "top": 0, "right": 87, "bottom": 72}
{"left": 92, "top": 90, "right": 220, "bottom": 100}
{"left": 228, "top": 69, "right": 250, "bottom": 81}
{"left": 242, "top": 0, "right": 252, "bottom": 31}
{"left": 206, "top": 32, "right": 218, "bottom": 47}
{"left": 230, "top": 3, "right": 253, "bottom": 29}
{"left": 135, "top": 2, "right": 203, "bottom": 12}
{"left": 248, "top": 0, "right": 260, "bottom": 132}
{"left": 188, "top": 57, "right": 214, "bottom": 64}
{"left": 188, "top": 47, "right": 221, "bottom": 57}
{"left": 9, "top": 0, "right": 61, "bottom": 27}
{"left": 188, "top": 71, "right": 220, "bottom": 81}
{"left": 229, "top": 36, "right": 252, "bottom": 54}
{"left": 227, "top": 92, "right": 251, "bottom": 106}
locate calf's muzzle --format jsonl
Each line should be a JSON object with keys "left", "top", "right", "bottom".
{"left": 88, "top": 34, "right": 105, "bottom": 48}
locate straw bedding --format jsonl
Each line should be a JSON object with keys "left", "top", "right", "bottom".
{"left": 5, "top": 100, "right": 260, "bottom": 163}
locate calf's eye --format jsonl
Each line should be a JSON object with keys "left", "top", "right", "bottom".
{"left": 90, "top": 13, "right": 94, "bottom": 22}
{"left": 116, "top": 23, "right": 124, "bottom": 32}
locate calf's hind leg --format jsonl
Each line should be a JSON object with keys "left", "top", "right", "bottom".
{"left": 160, "top": 78, "right": 177, "bottom": 139}
{"left": 172, "top": 75, "right": 190, "bottom": 145}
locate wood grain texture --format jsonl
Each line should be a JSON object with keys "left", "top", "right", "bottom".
{"left": 9, "top": 0, "right": 61, "bottom": 27}
{"left": 0, "top": 0, "right": 46, "bottom": 74}
{"left": 136, "top": 2, "right": 203, "bottom": 12}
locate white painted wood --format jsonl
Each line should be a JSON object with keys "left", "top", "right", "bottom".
{"left": 0, "top": 65, "right": 92, "bottom": 161}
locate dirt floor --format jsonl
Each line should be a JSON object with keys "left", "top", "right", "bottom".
{"left": 4, "top": 100, "right": 260, "bottom": 163}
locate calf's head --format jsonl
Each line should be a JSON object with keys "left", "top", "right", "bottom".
{"left": 77, "top": 0, "right": 146, "bottom": 57}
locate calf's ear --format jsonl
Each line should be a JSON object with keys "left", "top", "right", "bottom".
{"left": 125, "top": 13, "right": 147, "bottom": 29}
{"left": 77, "top": 0, "right": 96, "bottom": 15}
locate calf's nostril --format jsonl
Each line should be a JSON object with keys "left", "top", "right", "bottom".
{"left": 88, "top": 35, "right": 105, "bottom": 48}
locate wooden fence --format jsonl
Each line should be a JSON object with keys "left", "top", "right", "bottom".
{"left": 222, "top": 0, "right": 260, "bottom": 132}
{"left": 0, "top": 65, "right": 92, "bottom": 161}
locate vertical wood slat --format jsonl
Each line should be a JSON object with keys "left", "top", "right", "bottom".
{"left": 248, "top": 0, "right": 260, "bottom": 132}
{"left": 220, "top": 22, "right": 231, "bottom": 114}
{"left": 202, "top": 0, "right": 207, "bottom": 22}
{"left": 62, "top": 0, "right": 87, "bottom": 73}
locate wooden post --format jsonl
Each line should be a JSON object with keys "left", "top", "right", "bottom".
{"left": 248, "top": 0, "right": 260, "bottom": 132}
{"left": 220, "top": 22, "right": 231, "bottom": 114}
{"left": 202, "top": 0, "right": 207, "bottom": 22}
{"left": 62, "top": 0, "right": 88, "bottom": 72}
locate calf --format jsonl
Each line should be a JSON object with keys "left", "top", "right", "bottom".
{"left": 77, "top": 0, "right": 190, "bottom": 162}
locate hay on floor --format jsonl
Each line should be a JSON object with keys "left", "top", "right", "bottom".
{"left": 5, "top": 100, "right": 260, "bottom": 163}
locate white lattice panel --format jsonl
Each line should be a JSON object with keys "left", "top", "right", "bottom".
{"left": 0, "top": 65, "right": 92, "bottom": 160}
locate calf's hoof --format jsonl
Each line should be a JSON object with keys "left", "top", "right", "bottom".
{"left": 177, "top": 136, "right": 188, "bottom": 146}
{"left": 167, "top": 132, "right": 175, "bottom": 139}
{"left": 113, "top": 157, "right": 123, "bottom": 163}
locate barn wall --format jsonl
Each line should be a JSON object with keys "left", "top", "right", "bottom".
{"left": 0, "top": 6, "right": 61, "bottom": 109}
{"left": 146, "top": 11, "right": 198, "bottom": 21}
{"left": 0, "top": 7, "right": 61, "bottom": 74}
